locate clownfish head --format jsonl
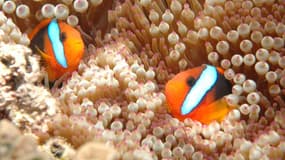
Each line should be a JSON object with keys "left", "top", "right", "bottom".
{"left": 29, "top": 19, "right": 84, "bottom": 81}
{"left": 165, "top": 64, "right": 233, "bottom": 124}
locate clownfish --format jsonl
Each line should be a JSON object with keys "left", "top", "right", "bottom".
{"left": 29, "top": 19, "right": 84, "bottom": 81}
{"left": 165, "top": 64, "right": 233, "bottom": 124}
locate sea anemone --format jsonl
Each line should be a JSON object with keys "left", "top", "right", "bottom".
{"left": 0, "top": 0, "right": 284, "bottom": 159}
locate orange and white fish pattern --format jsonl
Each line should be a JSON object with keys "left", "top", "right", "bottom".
{"left": 29, "top": 19, "right": 84, "bottom": 81}
{"left": 165, "top": 65, "right": 233, "bottom": 124}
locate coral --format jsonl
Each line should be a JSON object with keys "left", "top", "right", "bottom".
{"left": 0, "top": 0, "right": 112, "bottom": 40}
{"left": 48, "top": 42, "right": 164, "bottom": 158}
{"left": 41, "top": 137, "right": 76, "bottom": 159}
{"left": 75, "top": 141, "right": 118, "bottom": 160}
{"left": 0, "top": 120, "right": 53, "bottom": 160}
{"left": 107, "top": 0, "right": 218, "bottom": 83}
{"left": 0, "top": 11, "right": 60, "bottom": 137}
{"left": 0, "top": 0, "right": 284, "bottom": 160}
{"left": 11, "top": 83, "right": 60, "bottom": 136}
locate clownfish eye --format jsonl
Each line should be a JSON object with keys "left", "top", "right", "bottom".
{"left": 181, "top": 65, "right": 218, "bottom": 115}
{"left": 187, "top": 77, "right": 196, "bottom": 86}
{"left": 60, "top": 32, "right": 66, "bottom": 42}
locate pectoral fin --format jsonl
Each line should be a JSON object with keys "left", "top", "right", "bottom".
{"left": 35, "top": 45, "right": 51, "bottom": 61}
{"left": 189, "top": 98, "right": 232, "bottom": 124}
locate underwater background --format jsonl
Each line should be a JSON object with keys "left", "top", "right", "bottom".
{"left": 0, "top": 0, "right": 285, "bottom": 159}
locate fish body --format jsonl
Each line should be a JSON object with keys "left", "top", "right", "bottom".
{"left": 165, "top": 65, "right": 232, "bottom": 124}
{"left": 29, "top": 19, "right": 84, "bottom": 81}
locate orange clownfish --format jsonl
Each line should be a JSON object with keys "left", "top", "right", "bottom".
{"left": 29, "top": 19, "right": 84, "bottom": 81}
{"left": 165, "top": 65, "right": 233, "bottom": 124}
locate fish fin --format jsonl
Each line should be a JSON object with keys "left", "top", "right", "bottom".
{"left": 28, "top": 19, "right": 52, "bottom": 40}
{"left": 190, "top": 98, "right": 231, "bottom": 124}
{"left": 34, "top": 46, "right": 55, "bottom": 82}
{"left": 214, "top": 73, "right": 232, "bottom": 100}
{"left": 35, "top": 45, "right": 51, "bottom": 61}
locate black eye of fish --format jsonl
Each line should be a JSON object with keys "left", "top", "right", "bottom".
{"left": 187, "top": 77, "right": 196, "bottom": 86}
{"left": 60, "top": 32, "right": 66, "bottom": 42}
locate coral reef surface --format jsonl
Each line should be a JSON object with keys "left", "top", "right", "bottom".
{"left": 0, "top": 0, "right": 285, "bottom": 160}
